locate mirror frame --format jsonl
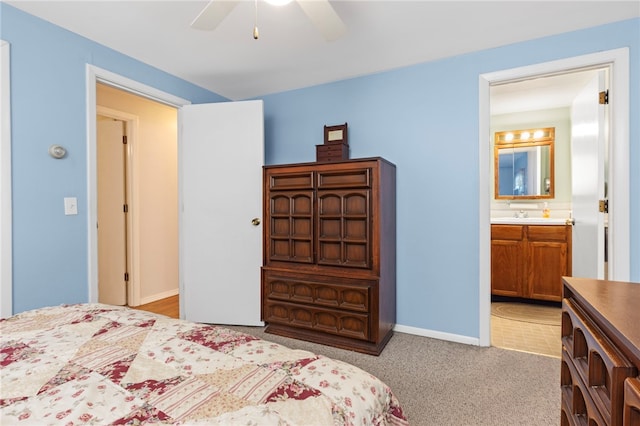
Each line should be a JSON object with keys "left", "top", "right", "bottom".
{"left": 494, "top": 127, "right": 555, "bottom": 200}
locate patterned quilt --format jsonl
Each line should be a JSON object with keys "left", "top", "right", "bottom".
{"left": 0, "top": 304, "right": 407, "bottom": 425}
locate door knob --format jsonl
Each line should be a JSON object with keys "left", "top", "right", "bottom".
{"left": 251, "top": 218, "right": 261, "bottom": 226}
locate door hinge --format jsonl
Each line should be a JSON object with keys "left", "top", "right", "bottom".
{"left": 599, "top": 199, "right": 608, "bottom": 213}
{"left": 123, "top": 204, "right": 128, "bottom": 213}
{"left": 599, "top": 90, "right": 609, "bottom": 105}
{"left": 122, "top": 135, "right": 128, "bottom": 145}
{"left": 124, "top": 272, "right": 129, "bottom": 282}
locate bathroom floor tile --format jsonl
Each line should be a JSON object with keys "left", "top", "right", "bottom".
{"left": 491, "top": 302, "right": 561, "bottom": 358}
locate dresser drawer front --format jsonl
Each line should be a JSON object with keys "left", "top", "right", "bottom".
{"left": 562, "top": 298, "right": 638, "bottom": 425}
{"left": 562, "top": 349, "right": 608, "bottom": 426}
{"left": 624, "top": 378, "right": 640, "bottom": 426}
{"left": 263, "top": 300, "right": 370, "bottom": 341}
{"left": 263, "top": 272, "right": 372, "bottom": 313}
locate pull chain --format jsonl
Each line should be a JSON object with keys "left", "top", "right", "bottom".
{"left": 253, "top": 0, "right": 259, "bottom": 39}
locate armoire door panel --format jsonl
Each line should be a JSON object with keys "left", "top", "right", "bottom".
{"left": 271, "top": 217, "right": 290, "bottom": 236}
{"left": 317, "top": 189, "right": 371, "bottom": 269}
{"left": 271, "top": 194, "right": 292, "bottom": 215}
{"left": 319, "top": 219, "right": 341, "bottom": 238}
{"left": 344, "top": 219, "right": 367, "bottom": 239}
{"left": 318, "top": 194, "right": 342, "bottom": 215}
{"left": 291, "top": 193, "right": 313, "bottom": 215}
{"left": 291, "top": 240, "right": 313, "bottom": 262}
{"left": 343, "top": 192, "right": 368, "bottom": 215}
{"left": 292, "top": 217, "right": 311, "bottom": 236}
{"left": 344, "top": 243, "right": 368, "bottom": 267}
{"left": 267, "top": 190, "right": 313, "bottom": 263}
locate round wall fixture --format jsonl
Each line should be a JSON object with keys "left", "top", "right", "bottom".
{"left": 48, "top": 144, "right": 67, "bottom": 159}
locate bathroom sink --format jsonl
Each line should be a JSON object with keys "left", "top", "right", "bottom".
{"left": 490, "top": 217, "right": 571, "bottom": 225}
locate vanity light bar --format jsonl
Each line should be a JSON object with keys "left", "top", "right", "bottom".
{"left": 496, "top": 127, "right": 554, "bottom": 145}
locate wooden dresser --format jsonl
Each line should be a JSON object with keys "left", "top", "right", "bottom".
{"left": 261, "top": 157, "right": 396, "bottom": 355}
{"left": 561, "top": 277, "right": 640, "bottom": 425}
{"left": 492, "top": 224, "right": 572, "bottom": 302}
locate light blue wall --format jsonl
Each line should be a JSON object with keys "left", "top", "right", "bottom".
{"left": 3, "top": 2, "right": 638, "bottom": 340}
{"left": 259, "top": 18, "right": 639, "bottom": 337}
{"left": 1, "top": 4, "right": 226, "bottom": 313}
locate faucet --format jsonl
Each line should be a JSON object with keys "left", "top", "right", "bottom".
{"left": 515, "top": 210, "right": 529, "bottom": 218}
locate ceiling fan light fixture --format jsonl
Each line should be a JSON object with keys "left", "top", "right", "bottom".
{"left": 265, "top": 0, "right": 293, "bottom": 6}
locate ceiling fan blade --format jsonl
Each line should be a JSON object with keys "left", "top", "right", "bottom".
{"left": 296, "top": 0, "right": 346, "bottom": 41}
{"left": 190, "top": 1, "right": 240, "bottom": 31}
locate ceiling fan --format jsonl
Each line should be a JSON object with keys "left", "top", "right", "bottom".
{"left": 190, "top": 0, "right": 347, "bottom": 41}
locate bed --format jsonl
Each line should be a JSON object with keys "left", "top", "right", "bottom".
{"left": 1, "top": 303, "right": 407, "bottom": 425}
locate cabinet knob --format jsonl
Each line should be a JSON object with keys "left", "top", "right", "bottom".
{"left": 251, "top": 217, "right": 261, "bottom": 226}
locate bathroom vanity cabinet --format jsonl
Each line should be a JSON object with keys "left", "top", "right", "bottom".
{"left": 491, "top": 223, "right": 572, "bottom": 302}
{"left": 561, "top": 277, "right": 640, "bottom": 426}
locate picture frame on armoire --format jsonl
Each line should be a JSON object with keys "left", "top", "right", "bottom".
{"left": 324, "top": 123, "right": 348, "bottom": 145}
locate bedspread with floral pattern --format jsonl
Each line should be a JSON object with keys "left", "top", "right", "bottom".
{"left": 1, "top": 304, "right": 407, "bottom": 425}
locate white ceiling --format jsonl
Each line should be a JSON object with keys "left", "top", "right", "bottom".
{"left": 5, "top": 0, "right": 639, "bottom": 110}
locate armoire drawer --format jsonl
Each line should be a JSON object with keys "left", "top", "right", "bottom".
{"left": 263, "top": 300, "right": 370, "bottom": 341}
{"left": 268, "top": 171, "right": 314, "bottom": 190}
{"left": 562, "top": 298, "right": 638, "bottom": 425}
{"left": 263, "top": 271, "right": 373, "bottom": 313}
{"left": 316, "top": 168, "right": 370, "bottom": 189}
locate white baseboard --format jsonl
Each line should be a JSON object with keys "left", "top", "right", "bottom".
{"left": 136, "top": 288, "right": 179, "bottom": 307}
{"left": 393, "top": 324, "right": 481, "bottom": 346}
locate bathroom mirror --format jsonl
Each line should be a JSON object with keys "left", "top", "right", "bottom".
{"left": 494, "top": 127, "right": 554, "bottom": 199}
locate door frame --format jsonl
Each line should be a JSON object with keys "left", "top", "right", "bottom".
{"left": 478, "top": 48, "right": 630, "bottom": 346}
{"left": 0, "top": 40, "right": 12, "bottom": 318}
{"left": 86, "top": 65, "right": 190, "bottom": 303}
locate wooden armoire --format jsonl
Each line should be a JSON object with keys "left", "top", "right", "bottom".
{"left": 261, "top": 157, "right": 396, "bottom": 355}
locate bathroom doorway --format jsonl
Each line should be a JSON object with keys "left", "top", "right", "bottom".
{"left": 489, "top": 69, "right": 603, "bottom": 357}
{"left": 479, "top": 48, "right": 631, "bottom": 350}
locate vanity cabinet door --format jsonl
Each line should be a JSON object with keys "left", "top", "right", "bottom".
{"left": 528, "top": 240, "right": 568, "bottom": 301}
{"left": 491, "top": 225, "right": 526, "bottom": 298}
{"left": 528, "top": 225, "right": 571, "bottom": 302}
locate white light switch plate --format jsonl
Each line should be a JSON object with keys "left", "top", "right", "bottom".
{"left": 64, "top": 197, "right": 78, "bottom": 215}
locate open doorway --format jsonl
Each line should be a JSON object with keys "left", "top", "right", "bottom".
{"left": 488, "top": 69, "right": 602, "bottom": 357}
{"left": 95, "top": 83, "right": 179, "bottom": 308}
{"left": 478, "top": 48, "right": 631, "bottom": 349}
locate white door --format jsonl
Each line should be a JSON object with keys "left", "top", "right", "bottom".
{"left": 97, "top": 117, "right": 128, "bottom": 305}
{"left": 180, "top": 100, "right": 264, "bottom": 325}
{"left": 571, "top": 71, "right": 606, "bottom": 279}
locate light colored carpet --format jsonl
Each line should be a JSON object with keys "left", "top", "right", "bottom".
{"left": 491, "top": 301, "right": 561, "bottom": 326}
